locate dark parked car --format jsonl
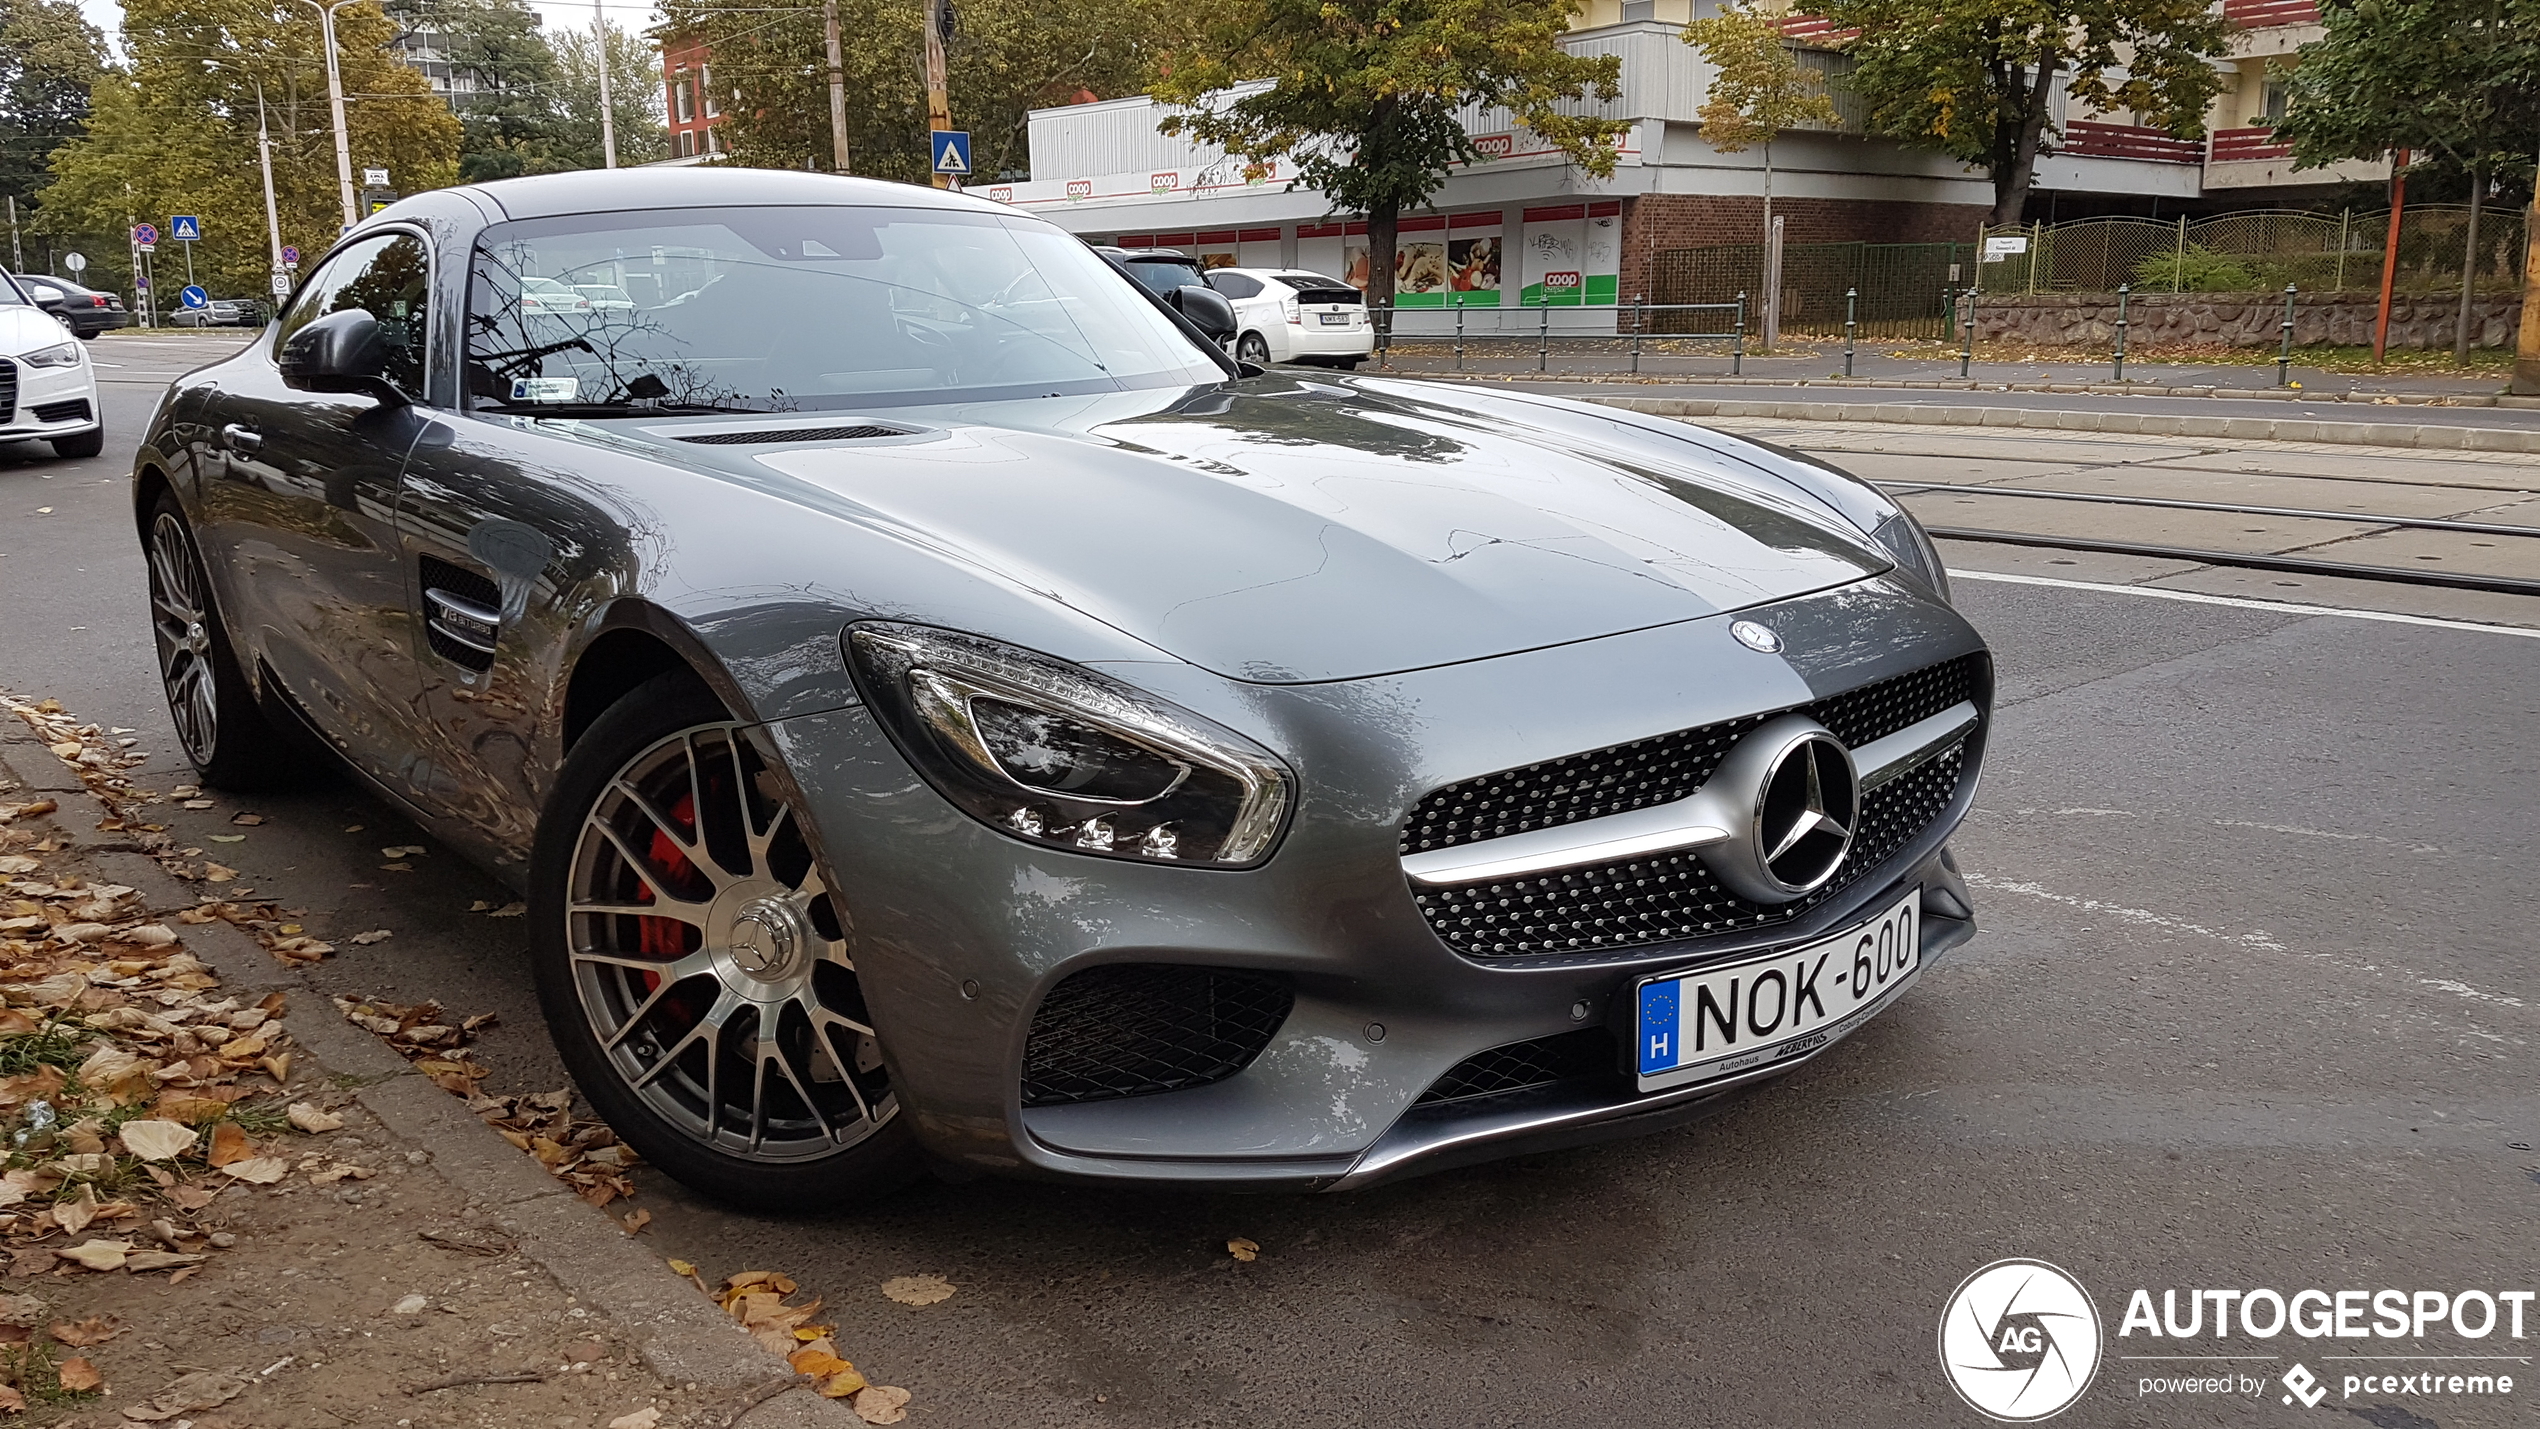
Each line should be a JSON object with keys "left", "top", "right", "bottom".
{"left": 168, "top": 297, "right": 267, "bottom": 328}
{"left": 132, "top": 169, "right": 1986, "bottom": 1211}
{"left": 10, "top": 273, "right": 127, "bottom": 338}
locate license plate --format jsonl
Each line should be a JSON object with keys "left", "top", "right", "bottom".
{"left": 1633, "top": 891, "right": 1921, "bottom": 1092}
{"left": 1319, "top": 313, "right": 1351, "bottom": 325}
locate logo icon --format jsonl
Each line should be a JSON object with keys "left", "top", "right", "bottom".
{"left": 1729, "top": 619, "right": 1781, "bottom": 653}
{"left": 2281, "top": 1364, "right": 2327, "bottom": 1409}
{"left": 1697, "top": 717, "right": 1859, "bottom": 903}
{"left": 1939, "top": 1259, "right": 2103, "bottom": 1422}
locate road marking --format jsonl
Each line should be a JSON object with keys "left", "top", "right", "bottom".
{"left": 1948, "top": 568, "right": 2540, "bottom": 638}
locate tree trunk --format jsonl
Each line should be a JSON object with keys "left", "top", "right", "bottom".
{"left": 1367, "top": 199, "right": 1399, "bottom": 316}
{"left": 1759, "top": 140, "right": 1775, "bottom": 354}
{"left": 1991, "top": 61, "right": 2059, "bottom": 227}
{"left": 2454, "top": 165, "right": 2483, "bottom": 364}
{"left": 2516, "top": 163, "right": 2540, "bottom": 395}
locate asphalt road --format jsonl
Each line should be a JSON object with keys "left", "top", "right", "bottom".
{"left": 5, "top": 333, "right": 2535, "bottom": 1428}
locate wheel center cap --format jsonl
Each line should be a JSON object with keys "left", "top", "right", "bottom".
{"left": 184, "top": 622, "right": 209, "bottom": 654}
{"left": 725, "top": 895, "right": 809, "bottom": 983}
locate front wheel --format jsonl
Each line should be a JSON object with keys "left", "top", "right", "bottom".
{"left": 52, "top": 428, "right": 104, "bottom": 460}
{"left": 144, "top": 498, "right": 299, "bottom": 788}
{"left": 1236, "top": 332, "right": 1272, "bottom": 365}
{"left": 529, "top": 672, "right": 921, "bottom": 1211}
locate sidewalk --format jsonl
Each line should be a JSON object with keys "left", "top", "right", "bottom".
{"left": 0, "top": 698, "right": 875, "bottom": 1429}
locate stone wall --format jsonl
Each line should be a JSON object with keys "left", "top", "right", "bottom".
{"left": 1969, "top": 290, "right": 2525, "bottom": 350}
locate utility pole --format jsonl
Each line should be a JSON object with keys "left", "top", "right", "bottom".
{"left": 923, "top": 0, "right": 951, "bottom": 189}
{"left": 6, "top": 196, "right": 20, "bottom": 272}
{"left": 257, "top": 87, "right": 286, "bottom": 275}
{"left": 593, "top": 0, "right": 617, "bottom": 168}
{"left": 2371, "top": 147, "right": 2407, "bottom": 365}
{"left": 822, "top": 0, "right": 850, "bottom": 172}
{"left": 299, "top": 0, "right": 361, "bottom": 228}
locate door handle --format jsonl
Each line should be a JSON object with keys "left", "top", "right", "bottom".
{"left": 220, "top": 423, "right": 262, "bottom": 453}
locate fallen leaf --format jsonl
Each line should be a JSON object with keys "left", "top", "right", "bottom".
{"left": 668, "top": 1258, "right": 708, "bottom": 1293}
{"left": 881, "top": 1274, "right": 954, "bottom": 1307}
{"left": 208, "top": 834, "right": 245, "bottom": 843}
{"left": 620, "top": 1208, "right": 651, "bottom": 1235}
{"left": 0, "top": 1385, "right": 20, "bottom": 1411}
{"left": 607, "top": 1408, "right": 661, "bottom": 1429}
{"left": 391, "top": 1294, "right": 428, "bottom": 1314}
{"left": 1227, "top": 1237, "right": 1259, "bottom": 1262}
{"left": 56, "top": 1357, "right": 101, "bottom": 1393}
{"left": 57, "top": 1241, "right": 132, "bottom": 1272}
{"left": 114, "top": 1368, "right": 247, "bottom": 1420}
{"left": 125, "top": 1250, "right": 207, "bottom": 1272}
{"left": 0, "top": 1295, "right": 40, "bottom": 1328}
{"left": 205, "top": 1121, "right": 252, "bottom": 1167}
{"left": 47, "top": 1315, "right": 120, "bottom": 1347}
{"left": 488, "top": 901, "right": 526, "bottom": 917}
{"left": 117, "top": 1119, "right": 199, "bottom": 1161}
{"left": 230, "top": 813, "right": 264, "bottom": 826}
{"left": 202, "top": 863, "right": 236, "bottom": 883}
{"left": 286, "top": 1102, "right": 344, "bottom": 1133}
{"left": 54, "top": 1184, "right": 99, "bottom": 1237}
{"left": 851, "top": 1386, "right": 912, "bottom": 1424}
{"left": 349, "top": 929, "right": 392, "bottom": 946}
{"left": 180, "top": 798, "right": 215, "bottom": 810}
{"left": 219, "top": 1156, "right": 287, "bottom": 1185}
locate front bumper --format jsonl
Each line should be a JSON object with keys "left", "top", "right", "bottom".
{"left": 763, "top": 575, "right": 1987, "bottom": 1190}
{"left": 1, "top": 362, "right": 100, "bottom": 442}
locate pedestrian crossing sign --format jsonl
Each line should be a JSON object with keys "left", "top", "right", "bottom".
{"left": 931, "top": 131, "right": 971, "bottom": 176}
{"left": 170, "top": 215, "right": 202, "bottom": 241}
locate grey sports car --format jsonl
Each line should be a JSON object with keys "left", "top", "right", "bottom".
{"left": 132, "top": 169, "right": 1989, "bottom": 1209}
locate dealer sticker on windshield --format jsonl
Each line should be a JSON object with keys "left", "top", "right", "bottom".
{"left": 1633, "top": 891, "right": 1920, "bottom": 1093}
{"left": 510, "top": 376, "right": 578, "bottom": 404}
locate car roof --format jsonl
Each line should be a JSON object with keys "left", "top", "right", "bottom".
{"left": 1115, "top": 250, "right": 1205, "bottom": 264}
{"left": 458, "top": 167, "right": 1006, "bottom": 224}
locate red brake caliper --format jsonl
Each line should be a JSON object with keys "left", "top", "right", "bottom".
{"left": 633, "top": 792, "right": 700, "bottom": 989}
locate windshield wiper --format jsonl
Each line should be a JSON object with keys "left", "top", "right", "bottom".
{"left": 477, "top": 401, "right": 773, "bottom": 417}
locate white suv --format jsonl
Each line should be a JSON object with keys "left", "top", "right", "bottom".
{"left": 1204, "top": 268, "right": 1372, "bottom": 368}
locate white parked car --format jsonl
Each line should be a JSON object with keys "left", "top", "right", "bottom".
{"left": 0, "top": 274, "right": 103, "bottom": 459}
{"left": 1204, "top": 267, "right": 1373, "bottom": 368}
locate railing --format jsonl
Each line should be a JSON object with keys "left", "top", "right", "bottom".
{"left": 2210, "top": 127, "right": 2296, "bottom": 163}
{"left": 1775, "top": 14, "right": 1859, "bottom": 44}
{"left": 2058, "top": 121, "right": 2202, "bottom": 165}
{"left": 1371, "top": 299, "right": 1749, "bottom": 374}
{"left": 2222, "top": 0, "right": 2320, "bottom": 26}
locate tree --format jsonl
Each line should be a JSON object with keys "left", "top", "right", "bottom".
{"left": 41, "top": 0, "right": 458, "bottom": 302}
{"left": 551, "top": 19, "right": 667, "bottom": 168}
{"left": 1682, "top": 1, "right": 1838, "bottom": 349}
{"left": 655, "top": 0, "right": 1215, "bottom": 184}
{"left": 1818, "top": 0, "right": 2228, "bottom": 226}
{"left": 0, "top": 0, "right": 104, "bottom": 233}
{"left": 2272, "top": 0, "right": 2540, "bottom": 361}
{"left": 1152, "top": 0, "right": 1629, "bottom": 311}
{"left": 418, "top": 0, "right": 570, "bottom": 183}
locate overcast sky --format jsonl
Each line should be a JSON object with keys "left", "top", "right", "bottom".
{"left": 75, "top": 0, "right": 662, "bottom": 53}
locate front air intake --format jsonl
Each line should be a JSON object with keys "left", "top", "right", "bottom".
{"left": 1021, "top": 964, "right": 1292, "bottom": 1107}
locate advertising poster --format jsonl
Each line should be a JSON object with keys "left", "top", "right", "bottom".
{"left": 1520, "top": 204, "right": 1585, "bottom": 306}
{"left": 1445, "top": 213, "right": 1502, "bottom": 307}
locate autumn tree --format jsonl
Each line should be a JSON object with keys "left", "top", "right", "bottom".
{"left": 551, "top": 19, "right": 668, "bottom": 168}
{"left": 42, "top": 0, "right": 457, "bottom": 300}
{"left": 404, "top": 0, "right": 569, "bottom": 183}
{"left": 0, "top": 0, "right": 104, "bottom": 234}
{"left": 1153, "top": 0, "right": 1629, "bottom": 310}
{"left": 1683, "top": 0, "right": 1837, "bottom": 348}
{"left": 1819, "top": 0, "right": 2228, "bottom": 225}
{"left": 2272, "top": 0, "right": 2540, "bottom": 361}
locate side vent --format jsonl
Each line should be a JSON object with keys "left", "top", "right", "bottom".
{"left": 672, "top": 425, "right": 912, "bottom": 446}
{"left": 420, "top": 555, "right": 501, "bottom": 672}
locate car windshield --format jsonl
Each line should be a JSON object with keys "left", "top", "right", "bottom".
{"left": 1275, "top": 273, "right": 1355, "bottom": 294}
{"left": 0, "top": 276, "right": 25, "bottom": 307}
{"left": 466, "top": 206, "right": 1226, "bottom": 414}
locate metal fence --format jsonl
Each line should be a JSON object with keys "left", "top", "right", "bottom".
{"left": 1973, "top": 206, "right": 2528, "bottom": 296}
{"left": 1649, "top": 240, "right": 1967, "bottom": 340}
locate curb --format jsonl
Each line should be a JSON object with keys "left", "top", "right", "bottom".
{"left": 0, "top": 723, "right": 863, "bottom": 1427}
{"left": 1580, "top": 395, "right": 2540, "bottom": 454}
{"left": 1390, "top": 368, "right": 2540, "bottom": 408}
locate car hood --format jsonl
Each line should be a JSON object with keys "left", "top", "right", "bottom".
{"left": 0, "top": 305, "right": 72, "bottom": 355}
{"left": 736, "top": 375, "right": 1889, "bottom": 684}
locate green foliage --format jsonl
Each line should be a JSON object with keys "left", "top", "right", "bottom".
{"left": 0, "top": 0, "right": 102, "bottom": 214}
{"left": 657, "top": 0, "right": 1216, "bottom": 185}
{"left": 1820, "top": 0, "right": 2227, "bottom": 223}
{"left": 2272, "top": 0, "right": 2540, "bottom": 180}
{"left": 2133, "top": 244, "right": 2259, "bottom": 291}
{"left": 419, "top": 0, "right": 571, "bottom": 183}
{"left": 0, "top": 1020, "right": 88, "bottom": 1077}
{"left": 550, "top": 20, "right": 668, "bottom": 169}
{"left": 1152, "top": 0, "right": 1629, "bottom": 306}
{"left": 39, "top": 0, "right": 460, "bottom": 299}
{"left": 1682, "top": 2, "right": 1838, "bottom": 153}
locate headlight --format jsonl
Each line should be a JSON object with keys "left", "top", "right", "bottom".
{"left": 20, "top": 342, "right": 80, "bottom": 369}
{"left": 1871, "top": 510, "right": 1951, "bottom": 604}
{"left": 845, "top": 622, "right": 1292, "bottom": 867}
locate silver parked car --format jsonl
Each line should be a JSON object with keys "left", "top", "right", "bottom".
{"left": 131, "top": 169, "right": 1987, "bottom": 1209}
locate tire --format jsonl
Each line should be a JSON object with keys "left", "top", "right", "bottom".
{"left": 143, "top": 496, "right": 300, "bottom": 790}
{"left": 51, "top": 428, "right": 104, "bottom": 460}
{"left": 1236, "top": 332, "right": 1272, "bottom": 365}
{"left": 529, "top": 671, "right": 922, "bottom": 1211}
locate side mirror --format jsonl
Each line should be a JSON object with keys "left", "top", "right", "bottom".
{"left": 278, "top": 308, "right": 399, "bottom": 402}
{"left": 1171, "top": 284, "right": 1239, "bottom": 345}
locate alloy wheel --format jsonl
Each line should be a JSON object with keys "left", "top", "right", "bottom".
{"left": 565, "top": 722, "right": 895, "bottom": 1162}
{"left": 146, "top": 512, "right": 220, "bottom": 767}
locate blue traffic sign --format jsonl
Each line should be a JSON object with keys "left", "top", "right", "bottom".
{"left": 180, "top": 285, "right": 209, "bottom": 310}
{"left": 170, "top": 215, "right": 202, "bottom": 241}
{"left": 930, "top": 130, "right": 971, "bottom": 175}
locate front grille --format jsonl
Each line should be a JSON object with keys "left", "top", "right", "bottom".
{"left": 0, "top": 359, "right": 16, "bottom": 422}
{"left": 31, "top": 399, "right": 90, "bottom": 424}
{"left": 673, "top": 425, "right": 908, "bottom": 445}
{"left": 1415, "top": 1029, "right": 1617, "bottom": 1105}
{"left": 1407, "top": 655, "right": 1984, "bottom": 960}
{"left": 1021, "top": 964, "right": 1293, "bottom": 1107}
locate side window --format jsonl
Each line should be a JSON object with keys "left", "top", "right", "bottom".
{"left": 274, "top": 232, "right": 433, "bottom": 398}
{"left": 1208, "top": 272, "right": 1263, "bottom": 300}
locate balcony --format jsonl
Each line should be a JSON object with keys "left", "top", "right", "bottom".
{"left": 2209, "top": 126, "right": 2294, "bottom": 163}
{"left": 2057, "top": 121, "right": 2201, "bottom": 164}
{"left": 2222, "top": 0, "right": 2319, "bottom": 25}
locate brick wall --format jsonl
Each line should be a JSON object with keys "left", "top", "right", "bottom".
{"left": 1619, "top": 195, "right": 1990, "bottom": 303}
